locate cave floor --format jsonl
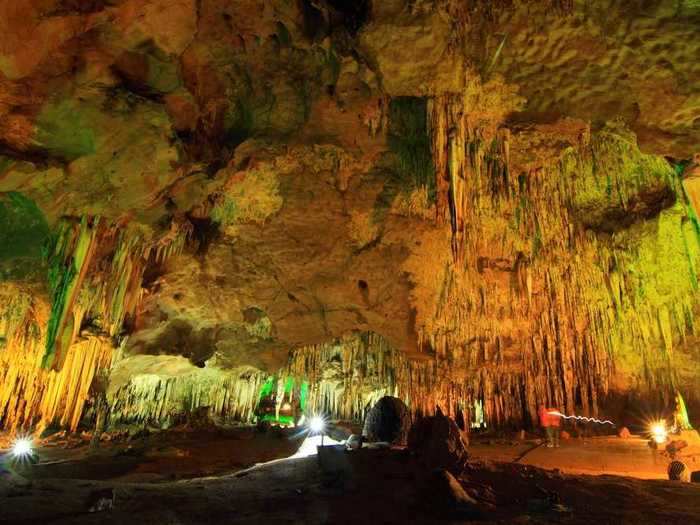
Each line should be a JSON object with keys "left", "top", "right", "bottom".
{"left": 1, "top": 429, "right": 699, "bottom": 524}
{"left": 469, "top": 434, "right": 700, "bottom": 479}
{"left": 1, "top": 426, "right": 303, "bottom": 483}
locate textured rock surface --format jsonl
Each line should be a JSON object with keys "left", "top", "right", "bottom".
{"left": 362, "top": 396, "right": 411, "bottom": 444}
{"left": 0, "top": 0, "right": 699, "bottom": 432}
{"left": 408, "top": 413, "right": 469, "bottom": 471}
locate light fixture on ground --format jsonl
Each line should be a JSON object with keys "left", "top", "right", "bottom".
{"left": 11, "top": 438, "right": 33, "bottom": 459}
{"left": 650, "top": 421, "right": 668, "bottom": 444}
{"left": 309, "top": 416, "right": 325, "bottom": 433}
{"left": 308, "top": 415, "right": 326, "bottom": 445}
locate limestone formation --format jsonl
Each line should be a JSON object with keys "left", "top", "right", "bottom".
{"left": 1, "top": 0, "right": 699, "bottom": 435}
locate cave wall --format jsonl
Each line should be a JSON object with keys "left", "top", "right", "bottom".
{"left": 1, "top": 0, "right": 699, "bottom": 432}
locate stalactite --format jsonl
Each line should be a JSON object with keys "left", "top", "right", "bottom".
{"left": 43, "top": 216, "right": 100, "bottom": 370}
{"left": 107, "top": 364, "right": 266, "bottom": 428}
{"left": 424, "top": 93, "right": 700, "bottom": 427}
{"left": 0, "top": 218, "right": 191, "bottom": 432}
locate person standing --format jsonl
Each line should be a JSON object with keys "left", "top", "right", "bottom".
{"left": 539, "top": 404, "right": 562, "bottom": 448}
{"left": 548, "top": 407, "right": 562, "bottom": 447}
{"left": 539, "top": 404, "right": 552, "bottom": 447}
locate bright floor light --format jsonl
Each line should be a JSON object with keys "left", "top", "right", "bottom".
{"left": 11, "top": 438, "right": 33, "bottom": 458}
{"left": 651, "top": 421, "right": 668, "bottom": 444}
{"left": 309, "top": 416, "right": 325, "bottom": 434}
{"left": 289, "top": 434, "right": 343, "bottom": 458}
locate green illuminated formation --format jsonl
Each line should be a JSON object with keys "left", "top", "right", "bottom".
{"left": 561, "top": 125, "right": 678, "bottom": 232}
{"left": 675, "top": 393, "right": 693, "bottom": 431}
{"left": 0, "top": 215, "right": 190, "bottom": 431}
{"left": 43, "top": 217, "right": 99, "bottom": 370}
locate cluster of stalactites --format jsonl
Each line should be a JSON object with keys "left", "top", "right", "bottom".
{"left": 107, "top": 368, "right": 266, "bottom": 428}
{"left": 427, "top": 94, "right": 511, "bottom": 256}
{"left": 0, "top": 217, "right": 190, "bottom": 432}
{"left": 281, "top": 333, "right": 537, "bottom": 427}
{"left": 0, "top": 287, "right": 115, "bottom": 432}
{"left": 43, "top": 217, "right": 192, "bottom": 371}
{"left": 103, "top": 333, "right": 556, "bottom": 429}
{"left": 422, "top": 94, "right": 700, "bottom": 426}
{"left": 282, "top": 333, "right": 404, "bottom": 421}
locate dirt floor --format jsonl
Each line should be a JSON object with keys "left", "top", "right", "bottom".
{"left": 1, "top": 427, "right": 699, "bottom": 524}
{"left": 1, "top": 426, "right": 303, "bottom": 483}
{"left": 469, "top": 433, "right": 700, "bottom": 479}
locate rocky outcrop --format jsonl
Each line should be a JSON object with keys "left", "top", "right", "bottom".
{"left": 408, "top": 412, "right": 469, "bottom": 471}
{"left": 362, "top": 396, "right": 411, "bottom": 444}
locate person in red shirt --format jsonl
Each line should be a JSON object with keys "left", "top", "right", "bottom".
{"left": 548, "top": 407, "right": 561, "bottom": 447}
{"left": 539, "top": 404, "right": 561, "bottom": 448}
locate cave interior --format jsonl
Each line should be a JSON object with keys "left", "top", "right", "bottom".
{"left": 0, "top": 0, "right": 699, "bottom": 523}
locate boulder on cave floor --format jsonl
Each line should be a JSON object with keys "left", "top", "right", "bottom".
{"left": 408, "top": 412, "right": 469, "bottom": 472}
{"left": 362, "top": 396, "right": 411, "bottom": 445}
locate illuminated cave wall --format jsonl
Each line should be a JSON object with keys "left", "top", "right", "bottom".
{"left": 2, "top": 109, "right": 699, "bottom": 432}
{"left": 1, "top": 0, "right": 699, "bottom": 433}
{"left": 0, "top": 216, "right": 189, "bottom": 431}
{"left": 420, "top": 107, "right": 700, "bottom": 426}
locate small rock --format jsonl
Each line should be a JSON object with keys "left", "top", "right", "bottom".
{"left": 345, "top": 434, "right": 364, "bottom": 450}
{"left": 665, "top": 440, "right": 688, "bottom": 457}
{"left": 617, "top": 427, "right": 631, "bottom": 439}
{"left": 668, "top": 460, "right": 690, "bottom": 482}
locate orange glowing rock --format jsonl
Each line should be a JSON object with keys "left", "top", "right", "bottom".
{"left": 618, "top": 427, "right": 631, "bottom": 439}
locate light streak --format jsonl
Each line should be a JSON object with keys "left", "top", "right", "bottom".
{"left": 548, "top": 411, "right": 615, "bottom": 426}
